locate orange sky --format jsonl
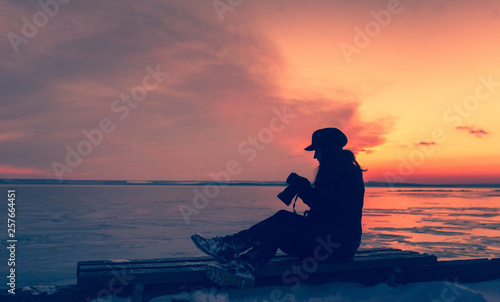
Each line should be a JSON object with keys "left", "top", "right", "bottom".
{"left": 1, "top": 0, "right": 499, "bottom": 184}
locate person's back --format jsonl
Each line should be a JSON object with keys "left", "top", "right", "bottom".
{"left": 301, "top": 149, "right": 365, "bottom": 258}
{"left": 328, "top": 159, "right": 364, "bottom": 252}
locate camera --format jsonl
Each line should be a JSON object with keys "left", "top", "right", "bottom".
{"left": 277, "top": 173, "right": 305, "bottom": 206}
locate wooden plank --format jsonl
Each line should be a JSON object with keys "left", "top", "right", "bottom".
{"left": 78, "top": 269, "right": 208, "bottom": 286}
{"left": 77, "top": 250, "right": 437, "bottom": 287}
{"left": 77, "top": 249, "right": 414, "bottom": 273}
{"left": 396, "top": 257, "right": 500, "bottom": 284}
{"left": 77, "top": 251, "right": 431, "bottom": 278}
{"left": 259, "top": 253, "right": 436, "bottom": 276}
{"left": 77, "top": 248, "right": 402, "bottom": 267}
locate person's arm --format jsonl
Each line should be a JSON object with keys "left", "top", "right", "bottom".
{"left": 295, "top": 173, "right": 362, "bottom": 222}
{"left": 293, "top": 180, "right": 323, "bottom": 208}
{"left": 296, "top": 182, "right": 343, "bottom": 219}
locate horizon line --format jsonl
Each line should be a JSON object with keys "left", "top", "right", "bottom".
{"left": 0, "top": 178, "right": 499, "bottom": 188}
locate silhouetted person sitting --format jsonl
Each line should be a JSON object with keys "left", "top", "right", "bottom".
{"left": 191, "top": 128, "right": 365, "bottom": 289}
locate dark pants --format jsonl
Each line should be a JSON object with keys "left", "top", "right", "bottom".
{"left": 231, "top": 210, "right": 359, "bottom": 270}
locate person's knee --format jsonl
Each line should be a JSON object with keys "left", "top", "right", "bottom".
{"left": 275, "top": 209, "right": 290, "bottom": 216}
{"left": 275, "top": 209, "right": 297, "bottom": 218}
{"left": 273, "top": 210, "right": 299, "bottom": 222}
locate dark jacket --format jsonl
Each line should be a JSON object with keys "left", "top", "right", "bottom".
{"left": 296, "top": 165, "right": 364, "bottom": 246}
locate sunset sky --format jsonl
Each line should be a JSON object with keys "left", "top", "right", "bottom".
{"left": 1, "top": 0, "right": 499, "bottom": 184}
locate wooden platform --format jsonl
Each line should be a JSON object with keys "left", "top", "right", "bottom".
{"left": 2, "top": 250, "right": 498, "bottom": 302}
{"left": 77, "top": 248, "right": 440, "bottom": 301}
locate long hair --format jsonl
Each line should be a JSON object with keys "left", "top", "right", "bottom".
{"left": 314, "top": 149, "right": 365, "bottom": 188}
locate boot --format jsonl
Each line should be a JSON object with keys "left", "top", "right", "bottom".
{"left": 205, "top": 260, "right": 256, "bottom": 290}
{"left": 191, "top": 233, "right": 245, "bottom": 264}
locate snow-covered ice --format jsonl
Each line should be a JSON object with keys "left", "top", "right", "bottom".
{"left": 90, "top": 279, "right": 500, "bottom": 302}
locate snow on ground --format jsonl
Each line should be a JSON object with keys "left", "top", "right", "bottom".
{"left": 92, "top": 279, "right": 500, "bottom": 302}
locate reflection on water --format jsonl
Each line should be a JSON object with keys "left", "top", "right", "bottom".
{"left": 0, "top": 185, "right": 498, "bottom": 287}
{"left": 362, "top": 188, "right": 500, "bottom": 261}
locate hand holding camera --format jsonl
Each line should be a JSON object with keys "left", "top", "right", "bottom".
{"left": 277, "top": 173, "right": 311, "bottom": 206}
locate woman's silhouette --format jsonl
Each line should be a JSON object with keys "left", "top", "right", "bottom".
{"left": 191, "top": 128, "right": 365, "bottom": 289}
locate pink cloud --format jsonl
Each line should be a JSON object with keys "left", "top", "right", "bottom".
{"left": 455, "top": 126, "right": 490, "bottom": 138}
{"left": 0, "top": 165, "right": 45, "bottom": 176}
{"left": 415, "top": 141, "right": 436, "bottom": 146}
{"left": 0, "top": 1, "right": 393, "bottom": 181}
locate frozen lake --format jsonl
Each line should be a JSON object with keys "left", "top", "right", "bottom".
{"left": 1, "top": 185, "right": 499, "bottom": 289}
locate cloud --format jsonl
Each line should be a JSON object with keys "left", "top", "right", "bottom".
{"left": 0, "top": 131, "right": 32, "bottom": 142}
{"left": 273, "top": 97, "right": 394, "bottom": 156}
{"left": 0, "top": 1, "right": 393, "bottom": 180}
{"left": 351, "top": 148, "right": 375, "bottom": 154}
{"left": 455, "top": 126, "right": 490, "bottom": 138}
{"left": 0, "top": 165, "right": 46, "bottom": 176}
{"left": 415, "top": 141, "right": 437, "bottom": 146}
